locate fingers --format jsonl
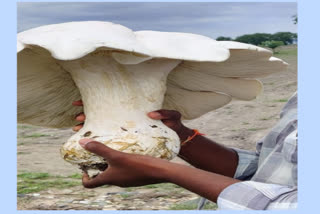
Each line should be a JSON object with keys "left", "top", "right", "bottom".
{"left": 75, "top": 113, "right": 86, "bottom": 122}
{"left": 82, "top": 172, "right": 106, "bottom": 188}
{"left": 72, "top": 123, "right": 84, "bottom": 131}
{"left": 72, "top": 100, "right": 83, "bottom": 106}
{"left": 148, "top": 109, "right": 181, "bottom": 120}
{"left": 72, "top": 100, "right": 85, "bottom": 132}
{"left": 79, "top": 140, "right": 118, "bottom": 160}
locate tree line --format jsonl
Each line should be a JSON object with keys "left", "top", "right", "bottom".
{"left": 216, "top": 32, "right": 297, "bottom": 50}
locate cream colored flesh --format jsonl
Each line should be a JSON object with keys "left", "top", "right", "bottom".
{"left": 59, "top": 55, "right": 181, "bottom": 166}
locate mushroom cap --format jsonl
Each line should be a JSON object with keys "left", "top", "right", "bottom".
{"left": 18, "top": 21, "right": 288, "bottom": 127}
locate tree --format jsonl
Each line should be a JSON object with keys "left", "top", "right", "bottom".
{"left": 271, "top": 32, "right": 297, "bottom": 45}
{"left": 216, "top": 36, "right": 233, "bottom": 41}
{"left": 235, "top": 33, "right": 272, "bottom": 45}
{"left": 261, "top": 40, "right": 284, "bottom": 52}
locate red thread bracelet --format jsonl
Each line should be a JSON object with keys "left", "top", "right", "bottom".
{"left": 181, "top": 129, "right": 205, "bottom": 146}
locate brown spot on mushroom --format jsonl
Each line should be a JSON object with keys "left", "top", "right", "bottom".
{"left": 120, "top": 127, "right": 128, "bottom": 131}
{"left": 84, "top": 131, "right": 92, "bottom": 137}
{"left": 150, "top": 125, "right": 158, "bottom": 128}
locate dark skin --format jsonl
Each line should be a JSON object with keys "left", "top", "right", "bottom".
{"left": 72, "top": 100, "right": 240, "bottom": 202}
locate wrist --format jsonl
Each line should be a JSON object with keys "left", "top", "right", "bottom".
{"left": 176, "top": 126, "right": 194, "bottom": 143}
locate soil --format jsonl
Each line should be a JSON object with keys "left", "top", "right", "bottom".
{"left": 17, "top": 45, "right": 297, "bottom": 210}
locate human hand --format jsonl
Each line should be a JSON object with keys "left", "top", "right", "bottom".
{"left": 79, "top": 139, "right": 239, "bottom": 202}
{"left": 147, "top": 110, "right": 193, "bottom": 143}
{"left": 72, "top": 100, "right": 85, "bottom": 131}
{"left": 79, "top": 139, "right": 170, "bottom": 188}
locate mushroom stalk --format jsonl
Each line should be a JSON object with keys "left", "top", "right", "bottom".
{"left": 59, "top": 54, "right": 181, "bottom": 168}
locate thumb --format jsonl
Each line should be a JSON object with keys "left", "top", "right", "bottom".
{"left": 79, "top": 139, "right": 117, "bottom": 160}
{"left": 148, "top": 109, "right": 181, "bottom": 120}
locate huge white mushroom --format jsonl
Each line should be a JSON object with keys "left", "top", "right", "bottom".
{"left": 17, "top": 21, "right": 288, "bottom": 171}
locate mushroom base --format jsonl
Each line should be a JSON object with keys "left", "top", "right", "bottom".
{"left": 59, "top": 55, "right": 181, "bottom": 171}
{"left": 60, "top": 116, "right": 181, "bottom": 167}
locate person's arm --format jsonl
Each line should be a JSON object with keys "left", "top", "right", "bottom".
{"left": 79, "top": 139, "right": 240, "bottom": 203}
{"left": 148, "top": 110, "right": 249, "bottom": 178}
{"left": 72, "top": 102, "right": 257, "bottom": 179}
{"left": 79, "top": 140, "right": 297, "bottom": 209}
{"left": 177, "top": 128, "right": 239, "bottom": 177}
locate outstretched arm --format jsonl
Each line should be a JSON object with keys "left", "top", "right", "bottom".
{"left": 79, "top": 139, "right": 240, "bottom": 203}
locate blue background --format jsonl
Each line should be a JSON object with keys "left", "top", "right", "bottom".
{"left": 2, "top": 0, "right": 318, "bottom": 213}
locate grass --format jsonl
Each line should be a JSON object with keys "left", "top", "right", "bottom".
{"left": 144, "top": 183, "right": 181, "bottom": 189}
{"left": 67, "top": 173, "right": 82, "bottom": 179}
{"left": 259, "top": 116, "right": 274, "bottom": 121}
{"left": 17, "top": 172, "right": 81, "bottom": 194}
{"left": 124, "top": 183, "right": 183, "bottom": 193}
{"left": 120, "top": 193, "right": 132, "bottom": 199}
{"left": 17, "top": 152, "right": 30, "bottom": 155}
{"left": 169, "top": 200, "right": 218, "bottom": 210}
{"left": 18, "top": 172, "right": 50, "bottom": 179}
{"left": 124, "top": 187, "right": 136, "bottom": 192}
{"left": 274, "top": 47, "right": 297, "bottom": 57}
{"left": 273, "top": 99, "right": 289, "bottom": 103}
{"left": 22, "top": 133, "right": 51, "bottom": 138}
{"left": 18, "top": 125, "right": 32, "bottom": 129}
{"left": 247, "top": 127, "right": 266, "bottom": 132}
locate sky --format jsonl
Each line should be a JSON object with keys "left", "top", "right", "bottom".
{"left": 17, "top": 2, "right": 297, "bottom": 39}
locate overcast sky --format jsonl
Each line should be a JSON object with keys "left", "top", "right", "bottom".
{"left": 17, "top": 2, "right": 297, "bottom": 39}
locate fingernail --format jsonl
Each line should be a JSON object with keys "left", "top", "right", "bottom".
{"left": 149, "top": 112, "right": 161, "bottom": 118}
{"left": 79, "top": 138, "right": 92, "bottom": 148}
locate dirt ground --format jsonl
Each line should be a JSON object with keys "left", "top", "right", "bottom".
{"left": 17, "top": 45, "right": 297, "bottom": 210}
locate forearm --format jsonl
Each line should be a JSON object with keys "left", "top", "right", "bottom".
{"left": 79, "top": 139, "right": 239, "bottom": 203}
{"left": 161, "top": 161, "right": 240, "bottom": 202}
{"left": 177, "top": 126, "right": 238, "bottom": 177}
